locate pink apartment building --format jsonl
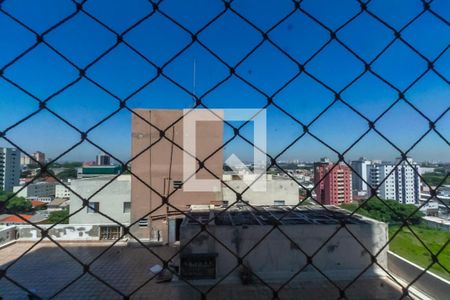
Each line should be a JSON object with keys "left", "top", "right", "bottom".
{"left": 314, "top": 159, "right": 353, "bottom": 205}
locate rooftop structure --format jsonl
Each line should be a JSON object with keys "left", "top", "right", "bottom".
{"left": 180, "top": 206, "right": 386, "bottom": 283}
{"left": 69, "top": 175, "right": 131, "bottom": 226}
{"left": 0, "top": 242, "right": 435, "bottom": 299}
{"left": 222, "top": 174, "right": 299, "bottom": 206}
{"left": 130, "top": 109, "right": 224, "bottom": 243}
{"left": 77, "top": 165, "right": 122, "bottom": 178}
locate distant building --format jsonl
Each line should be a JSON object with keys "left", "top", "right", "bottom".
{"left": 20, "top": 155, "right": 32, "bottom": 166}
{"left": 0, "top": 147, "right": 21, "bottom": 192}
{"left": 55, "top": 184, "right": 71, "bottom": 199}
{"left": 367, "top": 157, "right": 421, "bottom": 204}
{"left": 77, "top": 165, "right": 122, "bottom": 179}
{"left": 47, "top": 198, "right": 69, "bottom": 212}
{"left": 351, "top": 157, "right": 371, "bottom": 194}
{"left": 69, "top": 175, "right": 131, "bottom": 235}
{"left": 314, "top": 159, "right": 352, "bottom": 205}
{"left": 222, "top": 174, "right": 299, "bottom": 206}
{"left": 33, "top": 151, "right": 46, "bottom": 165}
{"left": 13, "top": 182, "right": 57, "bottom": 202}
{"left": 96, "top": 153, "right": 111, "bottom": 166}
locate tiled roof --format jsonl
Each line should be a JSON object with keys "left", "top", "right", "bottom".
{"left": 31, "top": 200, "right": 47, "bottom": 207}
{"left": 0, "top": 214, "right": 33, "bottom": 223}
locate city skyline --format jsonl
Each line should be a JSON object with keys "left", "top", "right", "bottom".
{"left": 0, "top": 0, "right": 448, "bottom": 163}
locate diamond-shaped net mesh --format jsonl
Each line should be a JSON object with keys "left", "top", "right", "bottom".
{"left": 0, "top": 0, "right": 449, "bottom": 299}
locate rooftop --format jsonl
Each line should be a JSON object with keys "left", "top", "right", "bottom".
{"left": 0, "top": 214, "right": 33, "bottom": 223}
{"left": 184, "top": 206, "right": 371, "bottom": 226}
{"left": 0, "top": 242, "right": 406, "bottom": 299}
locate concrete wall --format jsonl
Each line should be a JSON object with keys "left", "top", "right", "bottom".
{"left": 55, "top": 184, "right": 71, "bottom": 198}
{"left": 180, "top": 221, "right": 388, "bottom": 282}
{"left": 17, "top": 224, "right": 102, "bottom": 241}
{"left": 222, "top": 178, "right": 299, "bottom": 206}
{"left": 0, "top": 226, "right": 17, "bottom": 247}
{"left": 388, "top": 251, "right": 450, "bottom": 300}
{"left": 69, "top": 175, "right": 131, "bottom": 225}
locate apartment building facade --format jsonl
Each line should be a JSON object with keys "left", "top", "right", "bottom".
{"left": 96, "top": 153, "right": 111, "bottom": 166}
{"left": 33, "top": 151, "right": 46, "bottom": 165}
{"left": 0, "top": 147, "right": 21, "bottom": 192}
{"left": 69, "top": 175, "right": 131, "bottom": 225}
{"left": 367, "top": 158, "right": 421, "bottom": 204}
{"left": 314, "top": 159, "right": 352, "bottom": 205}
{"left": 351, "top": 157, "right": 371, "bottom": 194}
{"left": 131, "top": 109, "right": 224, "bottom": 243}
{"left": 13, "top": 181, "right": 57, "bottom": 202}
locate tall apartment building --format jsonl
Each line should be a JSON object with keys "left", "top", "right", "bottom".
{"left": 314, "top": 159, "right": 352, "bottom": 205}
{"left": 33, "top": 151, "right": 46, "bottom": 165}
{"left": 131, "top": 109, "right": 223, "bottom": 243}
{"left": 0, "top": 147, "right": 21, "bottom": 192}
{"left": 96, "top": 153, "right": 111, "bottom": 166}
{"left": 351, "top": 157, "right": 371, "bottom": 193}
{"left": 367, "top": 157, "right": 421, "bottom": 204}
{"left": 20, "top": 155, "right": 32, "bottom": 166}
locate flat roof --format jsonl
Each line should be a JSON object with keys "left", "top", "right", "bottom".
{"left": 185, "top": 206, "right": 371, "bottom": 226}
{"left": 0, "top": 242, "right": 405, "bottom": 299}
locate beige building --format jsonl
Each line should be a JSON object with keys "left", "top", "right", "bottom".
{"left": 130, "top": 109, "right": 224, "bottom": 242}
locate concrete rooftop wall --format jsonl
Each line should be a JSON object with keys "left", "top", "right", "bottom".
{"left": 181, "top": 221, "right": 388, "bottom": 282}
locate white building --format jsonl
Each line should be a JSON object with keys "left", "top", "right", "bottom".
{"left": 367, "top": 158, "right": 421, "bottom": 204}
{"left": 13, "top": 182, "right": 57, "bottom": 202}
{"left": 55, "top": 184, "right": 71, "bottom": 199}
{"left": 69, "top": 175, "right": 130, "bottom": 225}
{"left": 0, "top": 148, "right": 21, "bottom": 192}
{"left": 222, "top": 174, "right": 299, "bottom": 206}
{"left": 351, "top": 157, "right": 371, "bottom": 193}
{"left": 20, "top": 155, "right": 32, "bottom": 166}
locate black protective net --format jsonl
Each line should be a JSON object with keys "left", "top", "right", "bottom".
{"left": 0, "top": 0, "right": 449, "bottom": 299}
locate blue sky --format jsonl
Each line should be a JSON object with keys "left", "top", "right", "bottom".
{"left": 0, "top": 0, "right": 449, "bottom": 163}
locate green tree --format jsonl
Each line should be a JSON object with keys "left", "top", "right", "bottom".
{"left": 47, "top": 210, "right": 69, "bottom": 224}
{"left": 56, "top": 168, "right": 78, "bottom": 180}
{"left": 341, "top": 198, "right": 423, "bottom": 224}
{"left": 0, "top": 191, "right": 32, "bottom": 213}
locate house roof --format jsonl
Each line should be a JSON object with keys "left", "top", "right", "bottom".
{"left": 48, "top": 198, "right": 67, "bottom": 206}
{"left": 0, "top": 214, "right": 33, "bottom": 223}
{"left": 31, "top": 200, "right": 47, "bottom": 207}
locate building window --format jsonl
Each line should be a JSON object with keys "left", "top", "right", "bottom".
{"left": 138, "top": 218, "right": 148, "bottom": 227}
{"left": 123, "top": 202, "right": 131, "bottom": 213}
{"left": 100, "top": 226, "right": 121, "bottom": 240}
{"left": 87, "top": 202, "right": 99, "bottom": 213}
{"left": 274, "top": 200, "right": 285, "bottom": 206}
{"left": 173, "top": 180, "right": 183, "bottom": 189}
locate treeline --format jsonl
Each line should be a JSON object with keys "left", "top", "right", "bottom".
{"left": 341, "top": 198, "right": 423, "bottom": 224}
{"left": 0, "top": 190, "right": 32, "bottom": 212}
